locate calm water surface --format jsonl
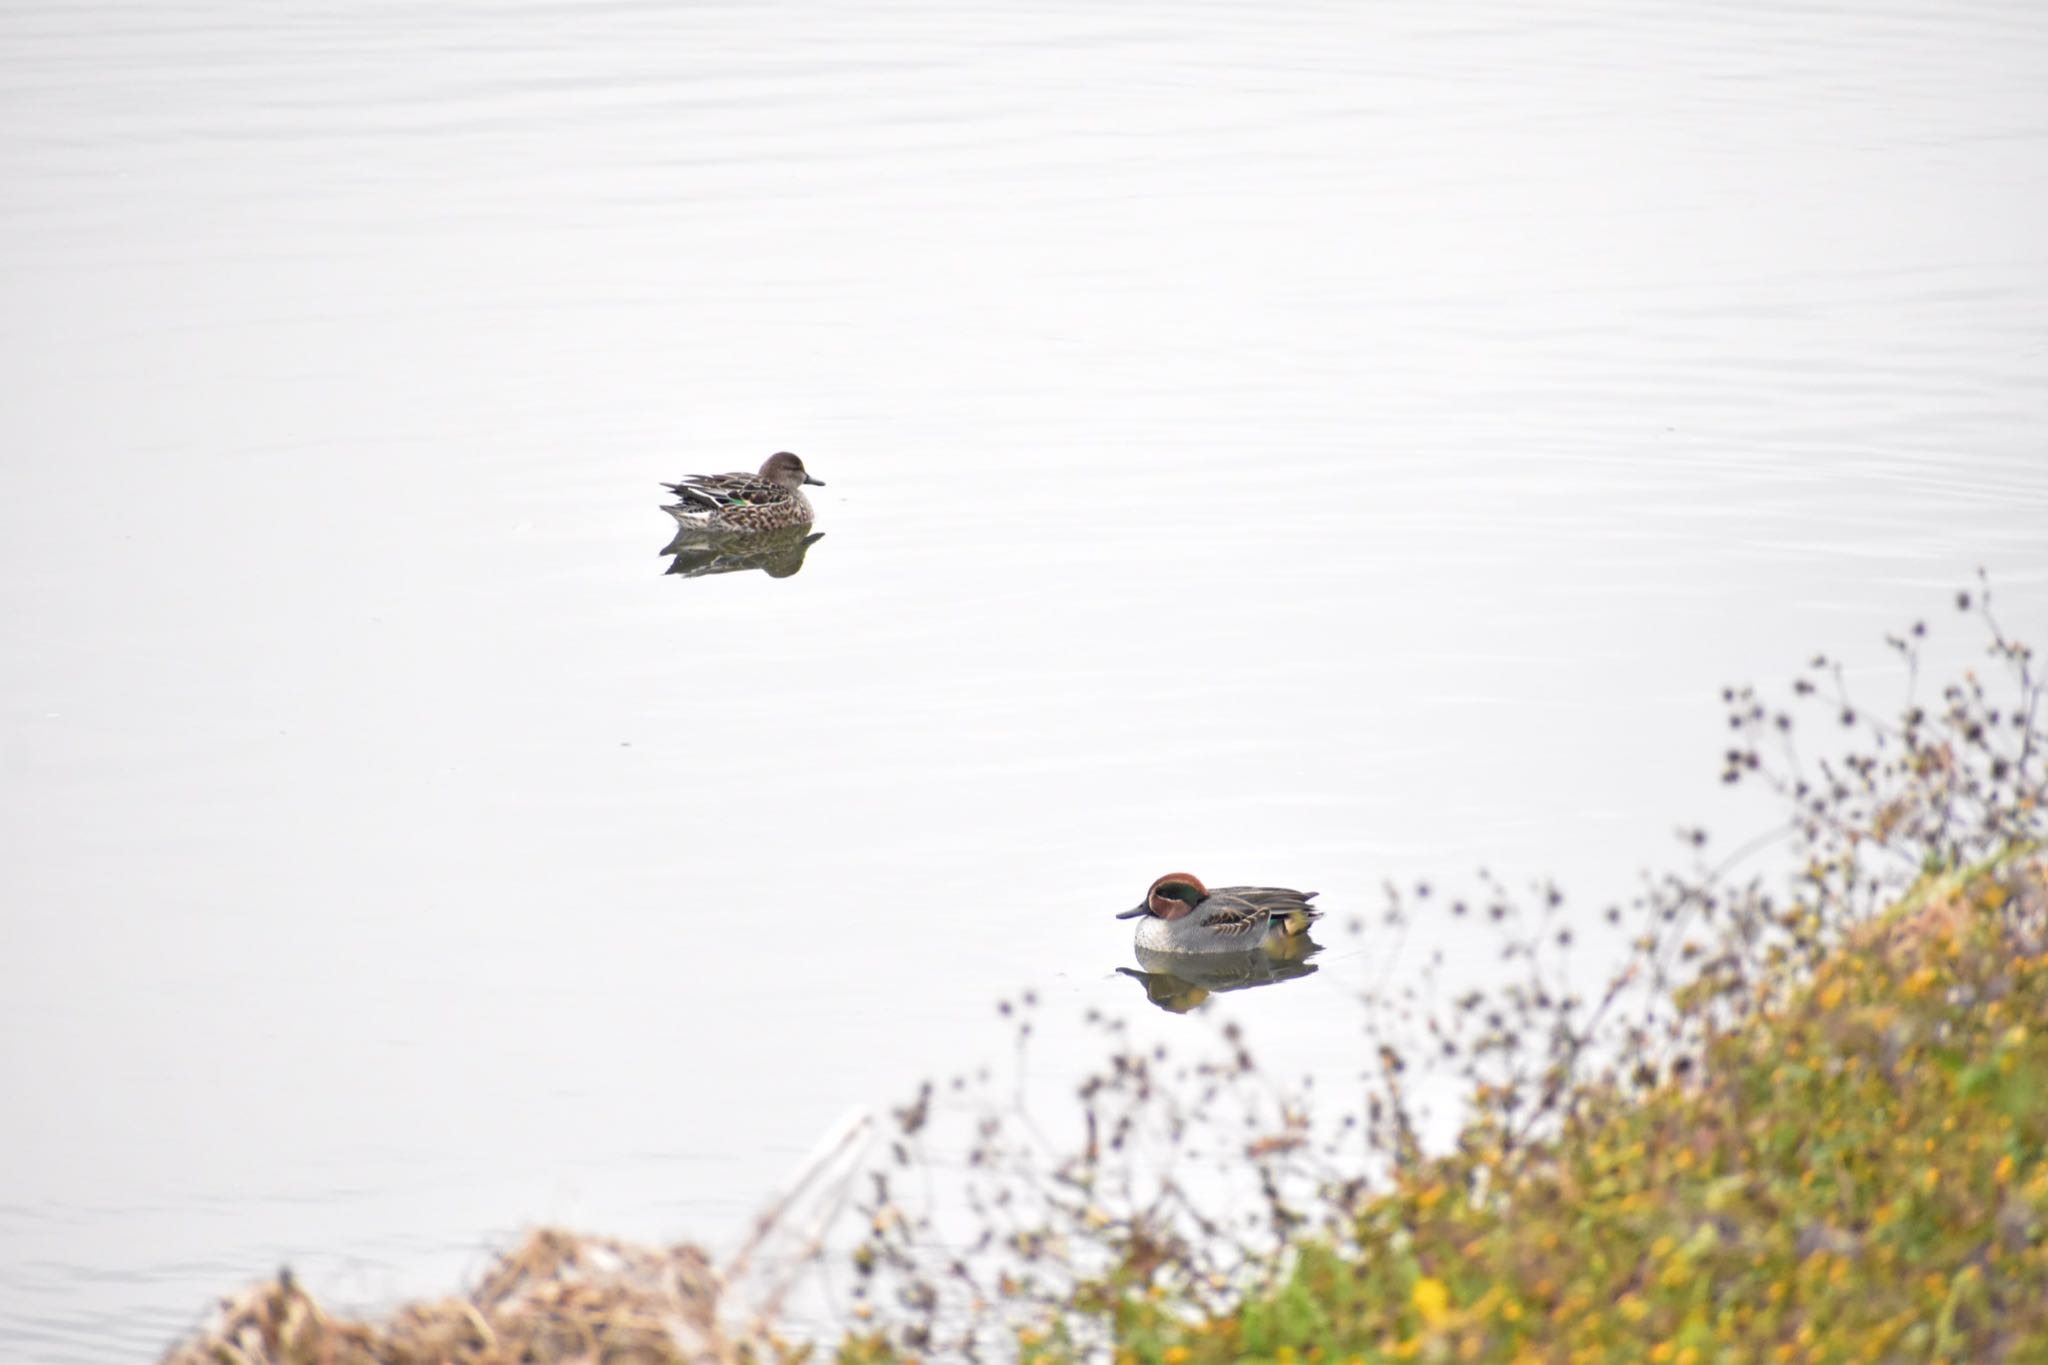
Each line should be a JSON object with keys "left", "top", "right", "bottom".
{"left": 4, "top": 1, "right": 2047, "bottom": 1358}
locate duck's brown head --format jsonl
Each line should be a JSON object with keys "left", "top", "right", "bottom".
{"left": 759, "top": 451, "right": 824, "bottom": 489}
{"left": 1117, "top": 872, "right": 1209, "bottom": 921}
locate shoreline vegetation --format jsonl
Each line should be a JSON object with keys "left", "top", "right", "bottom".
{"left": 165, "top": 586, "right": 2046, "bottom": 1364}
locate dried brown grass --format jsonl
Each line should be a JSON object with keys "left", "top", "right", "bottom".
{"left": 160, "top": 1227, "right": 782, "bottom": 1365}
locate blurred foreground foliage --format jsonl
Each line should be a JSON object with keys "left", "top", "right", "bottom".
{"left": 1079, "top": 854, "right": 2048, "bottom": 1364}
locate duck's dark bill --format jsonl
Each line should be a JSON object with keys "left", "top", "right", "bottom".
{"left": 1115, "top": 903, "right": 1149, "bottom": 919}
{"left": 803, "top": 475, "right": 825, "bottom": 486}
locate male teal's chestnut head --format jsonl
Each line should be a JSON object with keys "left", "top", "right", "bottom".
{"left": 1117, "top": 872, "right": 1209, "bottom": 921}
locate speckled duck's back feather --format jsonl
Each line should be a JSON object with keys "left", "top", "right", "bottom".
{"left": 661, "top": 471, "right": 784, "bottom": 510}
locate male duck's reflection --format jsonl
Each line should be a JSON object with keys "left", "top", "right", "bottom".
{"left": 660, "top": 526, "right": 825, "bottom": 580}
{"left": 1117, "top": 936, "right": 1322, "bottom": 1014}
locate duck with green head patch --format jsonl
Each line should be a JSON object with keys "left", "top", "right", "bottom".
{"left": 1116, "top": 872, "right": 1321, "bottom": 955}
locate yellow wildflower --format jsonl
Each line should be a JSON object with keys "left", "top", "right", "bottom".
{"left": 1412, "top": 1276, "right": 1451, "bottom": 1326}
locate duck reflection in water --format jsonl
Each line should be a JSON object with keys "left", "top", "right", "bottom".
{"left": 659, "top": 525, "right": 825, "bottom": 580}
{"left": 1118, "top": 936, "right": 1322, "bottom": 1014}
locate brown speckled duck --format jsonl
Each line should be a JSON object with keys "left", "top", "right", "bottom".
{"left": 661, "top": 452, "right": 823, "bottom": 532}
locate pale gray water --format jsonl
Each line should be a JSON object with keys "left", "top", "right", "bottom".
{"left": 3, "top": 0, "right": 2046, "bottom": 1358}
